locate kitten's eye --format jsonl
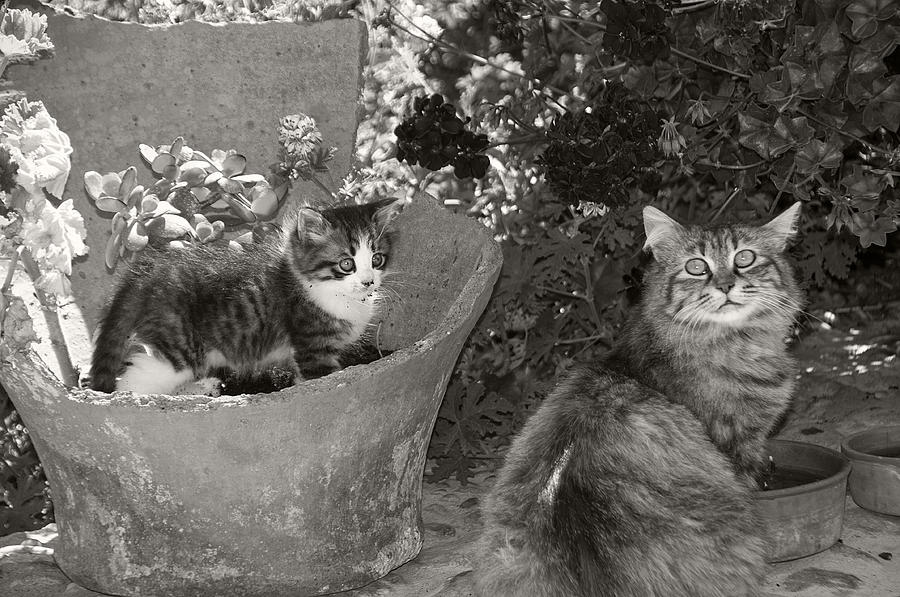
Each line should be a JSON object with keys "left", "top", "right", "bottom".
{"left": 684, "top": 258, "right": 709, "bottom": 276}
{"left": 734, "top": 249, "right": 756, "bottom": 268}
{"left": 338, "top": 257, "right": 355, "bottom": 273}
{"left": 371, "top": 252, "right": 386, "bottom": 269}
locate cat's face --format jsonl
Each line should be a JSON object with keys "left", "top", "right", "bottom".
{"left": 642, "top": 203, "right": 802, "bottom": 329}
{"left": 289, "top": 198, "right": 404, "bottom": 312}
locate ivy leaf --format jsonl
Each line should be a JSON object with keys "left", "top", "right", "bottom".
{"left": 841, "top": 166, "right": 886, "bottom": 209}
{"left": 862, "top": 76, "right": 900, "bottom": 132}
{"left": 847, "top": 45, "right": 888, "bottom": 103}
{"left": 844, "top": 0, "right": 898, "bottom": 40}
{"left": 738, "top": 113, "right": 812, "bottom": 159}
{"left": 849, "top": 212, "right": 897, "bottom": 247}
{"left": 795, "top": 138, "right": 843, "bottom": 173}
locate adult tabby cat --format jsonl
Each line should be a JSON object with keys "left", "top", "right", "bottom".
{"left": 476, "top": 202, "right": 803, "bottom": 597}
{"left": 90, "top": 198, "right": 403, "bottom": 395}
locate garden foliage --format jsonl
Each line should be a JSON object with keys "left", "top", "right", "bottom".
{"left": 359, "top": 0, "right": 900, "bottom": 482}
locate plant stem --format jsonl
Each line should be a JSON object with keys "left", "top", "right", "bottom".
{"left": 0, "top": 246, "right": 21, "bottom": 328}
{"left": 581, "top": 259, "right": 604, "bottom": 330}
{"left": 484, "top": 135, "right": 546, "bottom": 150}
{"left": 18, "top": 250, "right": 78, "bottom": 387}
{"left": 769, "top": 162, "right": 796, "bottom": 215}
{"left": 711, "top": 187, "right": 742, "bottom": 222}
{"left": 555, "top": 334, "right": 607, "bottom": 345}
{"left": 796, "top": 108, "right": 880, "bottom": 153}
{"left": 670, "top": 47, "right": 751, "bottom": 80}
{"left": 696, "top": 159, "right": 766, "bottom": 171}
{"left": 672, "top": 0, "right": 718, "bottom": 14}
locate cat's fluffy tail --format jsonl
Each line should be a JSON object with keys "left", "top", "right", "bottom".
{"left": 474, "top": 366, "right": 765, "bottom": 597}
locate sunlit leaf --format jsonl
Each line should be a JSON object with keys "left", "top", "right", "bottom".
{"left": 222, "top": 153, "right": 247, "bottom": 176}
{"left": 124, "top": 220, "right": 149, "bottom": 251}
{"left": 95, "top": 197, "right": 126, "bottom": 213}
{"left": 145, "top": 213, "right": 195, "bottom": 239}
{"left": 104, "top": 233, "right": 121, "bottom": 269}
{"left": 151, "top": 153, "right": 176, "bottom": 174}
{"left": 250, "top": 185, "right": 279, "bottom": 218}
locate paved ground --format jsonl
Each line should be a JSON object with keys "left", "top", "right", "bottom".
{"left": 2, "top": 314, "right": 899, "bottom": 596}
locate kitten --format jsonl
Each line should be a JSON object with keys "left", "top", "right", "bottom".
{"left": 89, "top": 198, "right": 403, "bottom": 395}
{"left": 476, "top": 203, "right": 802, "bottom": 597}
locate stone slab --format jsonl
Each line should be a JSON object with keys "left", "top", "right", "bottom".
{"left": 6, "top": 5, "right": 367, "bottom": 331}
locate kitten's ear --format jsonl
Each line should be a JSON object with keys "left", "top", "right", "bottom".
{"left": 762, "top": 201, "right": 801, "bottom": 250}
{"left": 374, "top": 197, "right": 406, "bottom": 230}
{"left": 296, "top": 207, "right": 330, "bottom": 240}
{"left": 642, "top": 205, "right": 683, "bottom": 252}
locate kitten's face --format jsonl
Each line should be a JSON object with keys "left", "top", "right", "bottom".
{"left": 642, "top": 203, "right": 802, "bottom": 329}
{"left": 289, "top": 198, "right": 403, "bottom": 309}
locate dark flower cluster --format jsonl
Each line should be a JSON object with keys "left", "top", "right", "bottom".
{"left": 601, "top": 0, "right": 673, "bottom": 63}
{"left": 395, "top": 94, "right": 490, "bottom": 179}
{"left": 538, "top": 83, "right": 662, "bottom": 209}
{"left": 0, "top": 146, "right": 19, "bottom": 195}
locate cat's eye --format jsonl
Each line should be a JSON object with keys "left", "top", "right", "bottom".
{"left": 684, "top": 258, "right": 709, "bottom": 276}
{"left": 371, "top": 253, "right": 386, "bottom": 269}
{"left": 338, "top": 257, "right": 355, "bottom": 273}
{"left": 734, "top": 249, "right": 756, "bottom": 268}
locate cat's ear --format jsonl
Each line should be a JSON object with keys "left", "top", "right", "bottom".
{"left": 762, "top": 201, "right": 801, "bottom": 250}
{"left": 374, "top": 197, "right": 406, "bottom": 230}
{"left": 642, "top": 205, "right": 683, "bottom": 252}
{"left": 296, "top": 207, "right": 330, "bottom": 240}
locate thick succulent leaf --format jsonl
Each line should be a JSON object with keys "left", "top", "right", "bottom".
{"left": 180, "top": 167, "right": 208, "bottom": 187}
{"left": 139, "top": 143, "right": 158, "bottom": 165}
{"left": 250, "top": 185, "right": 279, "bottom": 218}
{"left": 148, "top": 200, "right": 182, "bottom": 217}
{"left": 180, "top": 159, "right": 211, "bottom": 171}
{"left": 162, "top": 164, "right": 180, "bottom": 181}
{"left": 169, "top": 137, "right": 185, "bottom": 159}
{"left": 151, "top": 153, "right": 177, "bottom": 174}
{"left": 111, "top": 211, "right": 129, "bottom": 234}
{"left": 124, "top": 220, "right": 149, "bottom": 251}
{"left": 146, "top": 213, "right": 196, "bottom": 239}
{"left": 222, "top": 153, "right": 247, "bottom": 176}
{"left": 221, "top": 193, "right": 257, "bottom": 223}
{"left": 101, "top": 172, "right": 122, "bottom": 198}
{"left": 196, "top": 220, "right": 214, "bottom": 242}
{"left": 83, "top": 171, "right": 104, "bottom": 201}
{"left": 95, "top": 197, "right": 126, "bottom": 213}
{"left": 217, "top": 177, "right": 244, "bottom": 195}
{"left": 104, "top": 233, "right": 122, "bottom": 269}
{"left": 119, "top": 166, "right": 138, "bottom": 199}
{"left": 127, "top": 185, "right": 145, "bottom": 210}
{"left": 141, "top": 195, "right": 160, "bottom": 213}
{"left": 232, "top": 173, "right": 266, "bottom": 184}
{"left": 204, "top": 171, "right": 224, "bottom": 186}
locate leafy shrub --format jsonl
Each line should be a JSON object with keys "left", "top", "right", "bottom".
{"left": 365, "top": 0, "right": 900, "bottom": 482}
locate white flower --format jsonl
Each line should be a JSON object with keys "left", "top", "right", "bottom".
{"left": 0, "top": 100, "right": 73, "bottom": 200}
{"left": 34, "top": 269, "right": 70, "bottom": 296}
{"left": 278, "top": 114, "right": 322, "bottom": 157}
{"left": 0, "top": 8, "right": 53, "bottom": 57}
{"left": 20, "top": 200, "right": 88, "bottom": 279}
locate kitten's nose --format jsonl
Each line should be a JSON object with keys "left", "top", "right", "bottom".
{"left": 360, "top": 273, "right": 375, "bottom": 287}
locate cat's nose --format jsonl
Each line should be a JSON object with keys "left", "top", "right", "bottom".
{"left": 715, "top": 279, "right": 735, "bottom": 293}
{"left": 360, "top": 275, "right": 375, "bottom": 287}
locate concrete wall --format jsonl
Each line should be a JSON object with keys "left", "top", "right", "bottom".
{"left": 7, "top": 6, "right": 367, "bottom": 330}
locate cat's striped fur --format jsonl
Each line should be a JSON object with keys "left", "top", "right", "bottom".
{"left": 89, "top": 198, "right": 403, "bottom": 395}
{"left": 476, "top": 202, "right": 803, "bottom": 597}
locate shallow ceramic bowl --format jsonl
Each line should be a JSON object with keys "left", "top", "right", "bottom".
{"left": 753, "top": 439, "right": 851, "bottom": 563}
{"left": 841, "top": 426, "right": 900, "bottom": 516}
